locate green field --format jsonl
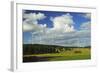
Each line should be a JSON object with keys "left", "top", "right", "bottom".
{"left": 24, "top": 48, "right": 90, "bottom": 61}
{"left": 23, "top": 44, "right": 91, "bottom": 62}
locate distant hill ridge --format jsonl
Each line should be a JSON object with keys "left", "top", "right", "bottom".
{"left": 23, "top": 44, "right": 91, "bottom": 48}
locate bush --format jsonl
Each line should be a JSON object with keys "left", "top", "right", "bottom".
{"left": 74, "top": 50, "right": 82, "bottom": 53}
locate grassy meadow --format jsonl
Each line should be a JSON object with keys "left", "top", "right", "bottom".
{"left": 23, "top": 44, "right": 91, "bottom": 62}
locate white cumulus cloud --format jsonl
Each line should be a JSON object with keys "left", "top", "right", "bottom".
{"left": 83, "top": 13, "right": 91, "bottom": 19}
{"left": 80, "top": 21, "right": 91, "bottom": 30}
{"left": 23, "top": 12, "right": 46, "bottom": 20}
{"left": 23, "top": 20, "right": 47, "bottom": 32}
{"left": 50, "top": 13, "right": 75, "bottom": 33}
{"left": 23, "top": 12, "right": 47, "bottom": 32}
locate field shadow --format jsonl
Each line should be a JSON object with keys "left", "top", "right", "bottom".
{"left": 23, "top": 56, "right": 60, "bottom": 62}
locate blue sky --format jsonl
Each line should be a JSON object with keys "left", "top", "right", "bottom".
{"left": 23, "top": 10, "right": 90, "bottom": 29}
{"left": 23, "top": 10, "right": 91, "bottom": 47}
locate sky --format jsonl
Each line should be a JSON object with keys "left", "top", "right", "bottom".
{"left": 22, "top": 10, "right": 91, "bottom": 47}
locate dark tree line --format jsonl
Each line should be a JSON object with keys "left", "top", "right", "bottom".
{"left": 23, "top": 44, "right": 72, "bottom": 55}
{"left": 23, "top": 44, "right": 91, "bottom": 55}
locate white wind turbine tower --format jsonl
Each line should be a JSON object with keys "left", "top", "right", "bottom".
{"left": 39, "top": 24, "right": 46, "bottom": 44}
{"left": 77, "top": 38, "right": 80, "bottom": 47}
{"left": 31, "top": 31, "right": 39, "bottom": 44}
{"left": 31, "top": 32, "right": 36, "bottom": 44}
{"left": 39, "top": 25, "right": 46, "bottom": 44}
{"left": 31, "top": 24, "right": 46, "bottom": 44}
